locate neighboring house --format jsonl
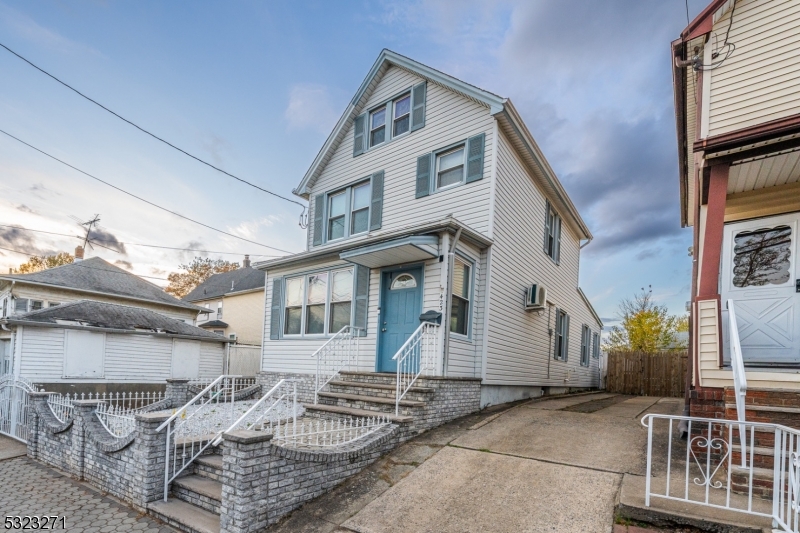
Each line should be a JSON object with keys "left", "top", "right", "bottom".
{"left": 0, "top": 252, "right": 214, "bottom": 381}
{"left": 0, "top": 300, "right": 227, "bottom": 385}
{"left": 257, "top": 50, "right": 602, "bottom": 407}
{"left": 672, "top": 0, "right": 800, "bottom": 413}
{"left": 183, "top": 256, "right": 266, "bottom": 345}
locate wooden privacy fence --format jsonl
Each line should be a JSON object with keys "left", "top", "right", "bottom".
{"left": 605, "top": 351, "right": 687, "bottom": 397}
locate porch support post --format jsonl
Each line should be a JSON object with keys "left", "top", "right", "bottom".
{"left": 438, "top": 232, "right": 450, "bottom": 376}
{"left": 698, "top": 162, "right": 729, "bottom": 299}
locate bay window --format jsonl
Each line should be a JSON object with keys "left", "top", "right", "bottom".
{"left": 283, "top": 267, "right": 354, "bottom": 336}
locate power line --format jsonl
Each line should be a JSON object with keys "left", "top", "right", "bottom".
{"left": 0, "top": 128, "right": 293, "bottom": 254}
{"left": 0, "top": 224, "right": 280, "bottom": 257}
{"left": 0, "top": 42, "right": 306, "bottom": 212}
{"left": 0, "top": 245, "right": 35, "bottom": 257}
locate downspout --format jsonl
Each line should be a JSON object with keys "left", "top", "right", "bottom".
{"left": 441, "top": 227, "right": 463, "bottom": 376}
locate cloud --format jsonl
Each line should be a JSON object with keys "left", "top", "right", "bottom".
{"left": 15, "top": 204, "right": 36, "bottom": 214}
{"left": 87, "top": 228, "right": 127, "bottom": 254}
{"left": 27, "top": 182, "right": 57, "bottom": 200}
{"left": 114, "top": 259, "right": 133, "bottom": 270}
{"left": 151, "top": 267, "right": 167, "bottom": 276}
{"left": 0, "top": 3, "right": 104, "bottom": 57}
{"left": 0, "top": 226, "right": 49, "bottom": 257}
{"left": 228, "top": 216, "right": 278, "bottom": 240}
{"left": 201, "top": 134, "right": 230, "bottom": 167}
{"left": 284, "top": 84, "right": 339, "bottom": 134}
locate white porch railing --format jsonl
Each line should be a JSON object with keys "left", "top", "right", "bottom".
{"left": 156, "top": 375, "right": 251, "bottom": 501}
{"left": 312, "top": 325, "right": 361, "bottom": 404}
{"left": 392, "top": 322, "right": 440, "bottom": 416}
{"left": 727, "top": 300, "right": 748, "bottom": 422}
{"left": 642, "top": 413, "right": 800, "bottom": 532}
{"left": 211, "top": 379, "right": 302, "bottom": 445}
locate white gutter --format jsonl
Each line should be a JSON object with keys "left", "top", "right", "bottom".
{"left": 441, "top": 227, "right": 463, "bottom": 375}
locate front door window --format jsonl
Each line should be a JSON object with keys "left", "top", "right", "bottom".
{"left": 732, "top": 225, "right": 792, "bottom": 287}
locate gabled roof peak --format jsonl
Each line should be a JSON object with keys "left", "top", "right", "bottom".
{"left": 293, "top": 49, "right": 507, "bottom": 198}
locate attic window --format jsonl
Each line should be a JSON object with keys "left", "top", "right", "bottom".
{"left": 30, "top": 300, "right": 43, "bottom": 311}
{"left": 370, "top": 107, "right": 386, "bottom": 147}
{"left": 392, "top": 93, "right": 411, "bottom": 137}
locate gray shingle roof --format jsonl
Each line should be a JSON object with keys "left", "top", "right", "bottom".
{"left": 183, "top": 267, "right": 265, "bottom": 302}
{"left": 198, "top": 320, "right": 229, "bottom": 328}
{"left": 0, "top": 257, "right": 203, "bottom": 312}
{"left": 7, "top": 300, "right": 227, "bottom": 341}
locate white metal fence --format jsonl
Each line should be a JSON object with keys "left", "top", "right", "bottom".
{"left": 393, "top": 322, "right": 439, "bottom": 416}
{"left": 272, "top": 415, "right": 391, "bottom": 449}
{"left": 228, "top": 344, "right": 261, "bottom": 376}
{"left": 642, "top": 413, "right": 800, "bottom": 532}
{"left": 312, "top": 326, "right": 361, "bottom": 404}
{"left": 47, "top": 394, "right": 74, "bottom": 424}
{"left": 95, "top": 403, "right": 137, "bottom": 438}
{"left": 189, "top": 376, "right": 257, "bottom": 396}
{"left": 0, "top": 374, "right": 37, "bottom": 442}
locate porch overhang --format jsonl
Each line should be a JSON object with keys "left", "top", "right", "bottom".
{"left": 339, "top": 236, "right": 439, "bottom": 269}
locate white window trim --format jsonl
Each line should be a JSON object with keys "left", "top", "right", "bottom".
{"left": 434, "top": 144, "right": 467, "bottom": 192}
{"left": 554, "top": 309, "right": 569, "bottom": 362}
{"left": 391, "top": 92, "right": 412, "bottom": 139}
{"left": 449, "top": 254, "right": 475, "bottom": 340}
{"left": 369, "top": 105, "right": 387, "bottom": 148}
{"left": 362, "top": 87, "right": 416, "bottom": 154}
{"left": 282, "top": 266, "right": 355, "bottom": 338}
{"left": 324, "top": 180, "right": 371, "bottom": 244}
{"left": 545, "top": 206, "right": 562, "bottom": 265}
{"left": 580, "top": 325, "right": 590, "bottom": 367}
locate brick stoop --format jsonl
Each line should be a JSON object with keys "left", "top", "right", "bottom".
{"left": 148, "top": 448, "right": 224, "bottom": 533}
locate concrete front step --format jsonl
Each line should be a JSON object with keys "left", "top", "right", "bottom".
{"left": 148, "top": 498, "right": 220, "bottom": 533}
{"left": 316, "top": 392, "right": 424, "bottom": 418}
{"left": 338, "top": 371, "right": 400, "bottom": 385}
{"left": 327, "top": 380, "right": 434, "bottom": 402}
{"left": 194, "top": 454, "right": 224, "bottom": 482}
{"left": 303, "top": 402, "right": 413, "bottom": 423}
{"left": 173, "top": 475, "right": 222, "bottom": 514}
{"left": 318, "top": 391, "right": 425, "bottom": 408}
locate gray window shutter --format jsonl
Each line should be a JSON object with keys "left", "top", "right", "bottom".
{"left": 369, "top": 171, "right": 384, "bottom": 231}
{"left": 554, "top": 215, "right": 562, "bottom": 265}
{"left": 563, "top": 314, "right": 570, "bottom": 362}
{"left": 353, "top": 113, "right": 368, "bottom": 156}
{"left": 465, "top": 133, "right": 485, "bottom": 183}
{"left": 312, "top": 194, "right": 325, "bottom": 246}
{"left": 415, "top": 153, "right": 432, "bottom": 198}
{"left": 269, "top": 278, "right": 282, "bottom": 340}
{"left": 543, "top": 200, "right": 551, "bottom": 255}
{"left": 410, "top": 82, "right": 427, "bottom": 132}
{"left": 353, "top": 265, "right": 369, "bottom": 337}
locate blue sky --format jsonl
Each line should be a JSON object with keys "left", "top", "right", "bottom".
{"left": 0, "top": 0, "right": 708, "bottom": 326}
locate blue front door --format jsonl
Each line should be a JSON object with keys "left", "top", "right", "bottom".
{"left": 377, "top": 267, "right": 423, "bottom": 373}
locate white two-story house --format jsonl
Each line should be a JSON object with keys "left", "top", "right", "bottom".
{"left": 257, "top": 50, "right": 602, "bottom": 409}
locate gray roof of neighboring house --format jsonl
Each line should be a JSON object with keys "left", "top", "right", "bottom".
{"left": 4, "top": 300, "right": 227, "bottom": 342}
{"left": 0, "top": 257, "right": 204, "bottom": 312}
{"left": 198, "top": 320, "right": 228, "bottom": 328}
{"left": 183, "top": 267, "right": 265, "bottom": 302}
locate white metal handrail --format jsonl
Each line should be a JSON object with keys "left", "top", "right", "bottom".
{"left": 156, "top": 374, "right": 247, "bottom": 501}
{"left": 211, "top": 378, "right": 301, "bottom": 446}
{"left": 312, "top": 326, "right": 361, "bottom": 404}
{"left": 641, "top": 413, "right": 800, "bottom": 532}
{"left": 392, "top": 321, "right": 440, "bottom": 416}
{"left": 727, "top": 300, "right": 748, "bottom": 421}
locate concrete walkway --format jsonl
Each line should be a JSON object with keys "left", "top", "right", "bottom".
{"left": 265, "top": 392, "right": 687, "bottom": 533}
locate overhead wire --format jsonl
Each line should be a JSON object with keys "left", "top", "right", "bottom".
{"left": 0, "top": 42, "right": 307, "bottom": 216}
{"left": 0, "top": 128, "right": 293, "bottom": 254}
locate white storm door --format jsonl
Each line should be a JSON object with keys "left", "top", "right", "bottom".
{"left": 171, "top": 339, "right": 201, "bottom": 379}
{"left": 721, "top": 213, "right": 800, "bottom": 366}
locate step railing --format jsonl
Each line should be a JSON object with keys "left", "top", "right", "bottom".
{"left": 272, "top": 415, "right": 391, "bottom": 449}
{"left": 641, "top": 413, "right": 800, "bottom": 532}
{"left": 392, "top": 321, "right": 440, "bottom": 416}
{"left": 312, "top": 325, "right": 361, "bottom": 404}
{"left": 156, "top": 375, "right": 249, "bottom": 501}
{"left": 727, "top": 299, "right": 748, "bottom": 466}
{"left": 211, "top": 378, "right": 301, "bottom": 445}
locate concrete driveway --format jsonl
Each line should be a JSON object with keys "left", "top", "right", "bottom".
{"left": 267, "top": 393, "right": 683, "bottom": 533}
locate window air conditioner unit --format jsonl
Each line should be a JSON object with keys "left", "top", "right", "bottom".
{"left": 229, "top": 333, "right": 237, "bottom": 341}
{"left": 525, "top": 284, "right": 547, "bottom": 310}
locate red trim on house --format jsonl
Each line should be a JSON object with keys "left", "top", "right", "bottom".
{"left": 694, "top": 113, "right": 800, "bottom": 154}
{"left": 698, "top": 163, "right": 729, "bottom": 299}
{"left": 681, "top": 0, "right": 726, "bottom": 41}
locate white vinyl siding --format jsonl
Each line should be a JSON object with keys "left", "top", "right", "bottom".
{"left": 15, "top": 326, "right": 223, "bottom": 382}
{"left": 707, "top": 0, "right": 800, "bottom": 136}
{"left": 484, "top": 130, "right": 601, "bottom": 387}
{"left": 307, "top": 66, "right": 494, "bottom": 250}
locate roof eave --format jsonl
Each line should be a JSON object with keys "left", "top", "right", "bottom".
{"left": 496, "top": 101, "right": 592, "bottom": 241}
{"left": 672, "top": 38, "right": 690, "bottom": 228}
{"left": 578, "top": 287, "right": 603, "bottom": 328}
{"left": 1, "top": 318, "right": 230, "bottom": 343}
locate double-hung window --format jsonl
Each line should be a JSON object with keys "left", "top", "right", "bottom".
{"left": 580, "top": 325, "right": 590, "bottom": 367}
{"left": 544, "top": 201, "right": 562, "bottom": 264}
{"left": 30, "top": 300, "right": 43, "bottom": 311}
{"left": 392, "top": 93, "right": 411, "bottom": 137}
{"left": 14, "top": 298, "right": 29, "bottom": 313}
{"left": 370, "top": 107, "right": 386, "bottom": 147}
{"left": 554, "top": 309, "right": 570, "bottom": 361}
{"left": 592, "top": 332, "right": 600, "bottom": 358}
{"left": 450, "top": 258, "right": 471, "bottom": 336}
{"left": 283, "top": 267, "right": 354, "bottom": 336}
{"left": 327, "top": 181, "right": 371, "bottom": 242}
{"left": 436, "top": 146, "right": 466, "bottom": 189}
